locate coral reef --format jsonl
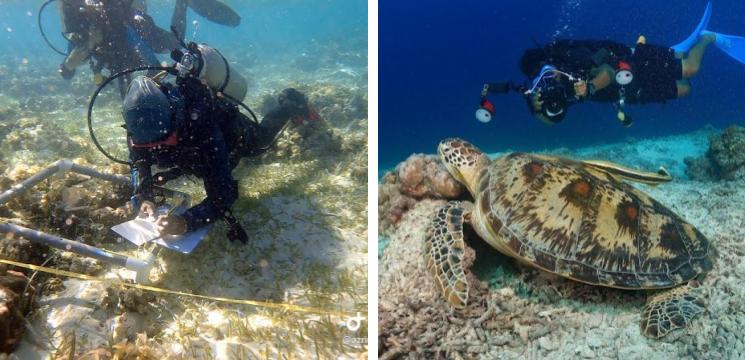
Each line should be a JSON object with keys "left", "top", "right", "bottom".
{"left": 379, "top": 131, "right": 745, "bottom": 359}
{"left": 378, "top": 154, "right": 463, "bottom": 235}
{"left": 685, "top": 125, "right": 745, "bottom": 181}
{"left": 0, "top": 270, "right": 33, "bottom": 354}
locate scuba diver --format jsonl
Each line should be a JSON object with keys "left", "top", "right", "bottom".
{"left": 476, "top": 2, "right": 745, "bottom": 127}
{"left": 121, "top": 44, "right": 320, "bottom": 243}
{"left": 52, "top": 0, "right": 240, "bottom": 96}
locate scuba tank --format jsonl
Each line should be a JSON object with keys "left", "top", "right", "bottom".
{"left": 174, "top": 43, "right": 248, "bottom": 101}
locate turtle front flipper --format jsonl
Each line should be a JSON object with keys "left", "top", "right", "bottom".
{"left": 424, "top": 201, "right": 473, "bottom": 309}
{"left": 640, "top": 282, "right": 706, "bottom": 338}
{"left": 581, "top": 159, "right": 673, "bottom": 186}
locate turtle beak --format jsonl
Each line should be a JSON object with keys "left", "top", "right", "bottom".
{"left": 438, "top": 138, "right": 489, "bottom": 194}
{"left": 438, "top": 138, "right": 467, "bottom": 184}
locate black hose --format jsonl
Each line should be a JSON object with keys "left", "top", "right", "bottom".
{"left": 39, "top": 0, "right": 67, "bottom": 56}
{"left": 87, "top": 66, "right": 175, "bottom": 165}
{"left": 220, "top": 92, "right": 258, "bottom": 124}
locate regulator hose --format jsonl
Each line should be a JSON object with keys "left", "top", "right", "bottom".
{"left": 39, "top": 0, "right": 67, "bottom": 56}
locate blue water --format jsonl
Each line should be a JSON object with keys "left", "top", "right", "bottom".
{"left": 380, "top": 0, "right": 745, "bottom": 170}
{"left": 0, "top": 0, "right": 366, "bottom": 78}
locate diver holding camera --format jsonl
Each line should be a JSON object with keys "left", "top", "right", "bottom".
{"left": 476, "top": 2, "right": 745, "bottom": 128}
{"left": 476, "top": 65, "right": 611, "bottom": 126}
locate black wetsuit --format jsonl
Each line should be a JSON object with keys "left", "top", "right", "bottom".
{"left": 522, "top": 40, "right": 683, "bottom": 104}
{"left": 129, "top": 78, "right": 297, "bottom": 231}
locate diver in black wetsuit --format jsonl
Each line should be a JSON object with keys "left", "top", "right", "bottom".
{"left": 56, "top": 0, "right": 241, "bottom": 96}
{"left": 516, "top": 35, "right": 715, "bottom": 127}
{"left": 122, "top": 74, "right": 319, "bottom": 243}
{"left": 477, "top": 35, "right": 718, "bottom": 128}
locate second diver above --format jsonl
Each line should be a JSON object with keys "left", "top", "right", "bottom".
{"left": 478, "top": 1, "right": 745, "bottom": 127}
{"left": 56, "top": 0, "right": 241, "bottom": 96}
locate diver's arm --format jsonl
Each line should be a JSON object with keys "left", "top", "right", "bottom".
{"left": 129, "top": 152, "right": 155, "bottom": 209}
{"left": 180, "top": 128, "right": 238, "bottom": 231}
{"left": 60, "top": 46, "right": 89, "bottom": 77}
{"left": 590, "top": 64, "right": 615, "bottom": 91}
{"left": 59, "top": 28, "right": 103, "bottom": 79}
{"left": 58, "top": 0, "right": 94, "bottom": 78}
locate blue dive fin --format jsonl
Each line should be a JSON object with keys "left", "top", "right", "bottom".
{"left": 671, "top": 1, "right": 712, "bottom": 53}
{"left": 702, "top": 31, "right": 745, "bottom": 65}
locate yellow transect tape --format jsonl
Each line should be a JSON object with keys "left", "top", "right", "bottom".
{"left": 0, "top": 258, "right": 362, "bottom": 318}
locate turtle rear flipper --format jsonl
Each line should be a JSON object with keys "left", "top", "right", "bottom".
{"left": 640, "top": 282, "right": 706, "bottom": 338}
{"left": 424, "top": 201, "right": 472, "bottom": 309}
{"left": 581, "top": 159, "right": 673, "bottom": 186}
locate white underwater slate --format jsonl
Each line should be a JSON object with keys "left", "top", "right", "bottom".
{"left": 111, "top": 206, "right": 212, "bottom": 254}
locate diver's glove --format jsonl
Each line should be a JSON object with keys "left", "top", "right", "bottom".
{"left": 279, "top": 88, "right": 320, "bottom": 125}
{"left": 58, "top": 64, "right": 75, "bottom": 80}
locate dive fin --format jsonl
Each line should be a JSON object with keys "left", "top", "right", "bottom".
{"left": 187, "top": 0, "right": 241, "bottom": 27}
{"left": 702, "top": 31, "right": 745, "bottom": 65}
{"left": 671, "top": 1, "right": 712, "bottom": 54}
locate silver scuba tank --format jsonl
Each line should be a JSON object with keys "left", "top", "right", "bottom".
{"left": 177, "top": 44, "right": 248, "bottom": 102}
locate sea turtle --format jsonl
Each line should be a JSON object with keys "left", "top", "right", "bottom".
{"left": 425, "top": 138, "right": 715, "bottom": 338}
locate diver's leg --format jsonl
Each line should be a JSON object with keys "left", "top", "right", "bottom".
{"left": 254, "top": 88, "right": 316, "bottom": 150}
{"left": 134, "top": 14, "right": 180, "bottom": 53}
{"left": 230, "top": 89, "right": 315, "bottom": 159}
{"left": 171, "top": 0, "right": 188, "bottom": 41}
{"left": 250, "top": 107, "right": 291, "bottom": 154}
{"left": 676, "top": 80, "right": 691, "bottom": 98}
{"left": 222, "top": 113, "right": 257, "bottom": 167}
{"left": 682, "top": 33, "right": 716, "bottom": 78}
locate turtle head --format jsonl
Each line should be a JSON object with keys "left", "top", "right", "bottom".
{"left": 438, "top": 138, "right": 490, "bottom": 193}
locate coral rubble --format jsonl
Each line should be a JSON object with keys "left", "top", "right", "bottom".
{"left": 686, "top": 125, "right": 745, "bottom": 181}
{"left": 0, "top": 270, "right": 32, "bottom": 354}
{"left": 378, "top": 154, "right": 464, "bottom": 235}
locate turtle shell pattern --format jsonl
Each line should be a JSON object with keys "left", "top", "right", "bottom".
{"left": 471, "top": 153, "right": 714, "bottom": 289}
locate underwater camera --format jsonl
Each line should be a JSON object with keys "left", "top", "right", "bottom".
{"left": 475, "top": 65, "right": 579, "bottom": 124}
{"left": 536, "top": 78, "right": 571, "bottom": 118}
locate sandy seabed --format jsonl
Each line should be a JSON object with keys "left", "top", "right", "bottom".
{"left": 379, "top": 127, "right": 745, "bottom": 360}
